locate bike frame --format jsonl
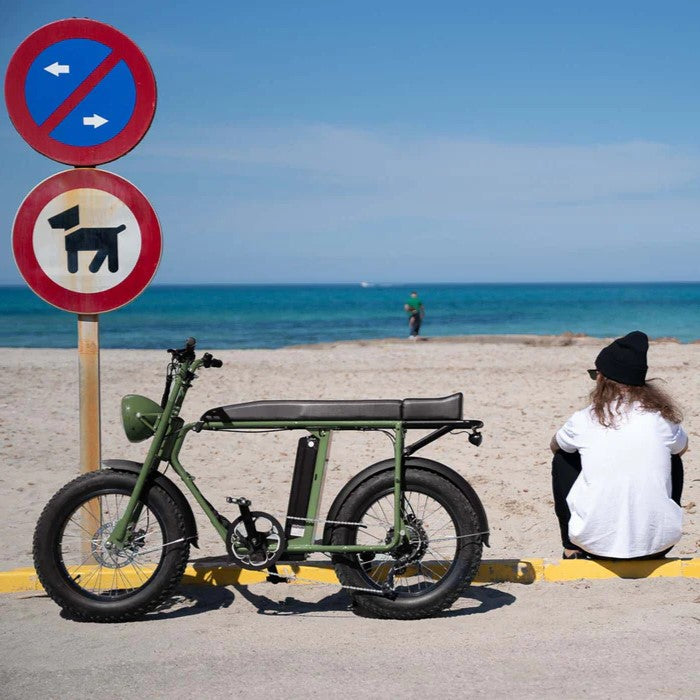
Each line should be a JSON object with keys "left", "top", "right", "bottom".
{"left": 108, "top": 353, "right": 482, "bottom": 556}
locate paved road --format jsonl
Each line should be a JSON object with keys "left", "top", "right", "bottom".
{"left": 1, "top": 578, "right": 698, "bottom": 698}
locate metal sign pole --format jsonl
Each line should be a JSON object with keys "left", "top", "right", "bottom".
{"left": 78, "top": 314, "right": 101, "bottom": 556}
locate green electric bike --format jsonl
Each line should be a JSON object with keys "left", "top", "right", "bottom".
{"left": 34, "top": 338, "right": 489, "bottom": 620}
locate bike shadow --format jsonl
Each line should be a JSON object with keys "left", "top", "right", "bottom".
{"left": 146, "top": 585, "right": 236, "bottom": 621}
{"left": 233, "top": 583, "right": 516, "bottom": 618}
{"left": 58, "top": 585, "right": 236, "bottom": 623}
{"left": 56, "top": 584, "right": 515, "bottom": 623}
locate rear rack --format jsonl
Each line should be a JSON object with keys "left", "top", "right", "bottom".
{"left": 403, "top": 420, "right": 483, "bottom": 457}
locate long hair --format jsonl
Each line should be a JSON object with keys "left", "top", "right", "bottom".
{"left": 590, "top": 376, "right": 683, "bottom": 428}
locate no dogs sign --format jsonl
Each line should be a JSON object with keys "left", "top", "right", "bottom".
{"left": 12, "top": 168, "right": 162, "bottom": 313}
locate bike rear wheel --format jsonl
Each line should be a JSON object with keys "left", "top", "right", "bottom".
{"left": 33, "top": 470, "right": 190, "bottom": 621}
{"left": 331, "top": 469, "right": 483, "bottom": 619}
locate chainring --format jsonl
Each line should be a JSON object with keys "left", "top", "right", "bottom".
{"left": 226, "top": 511, "right": 286, "bottom": 570}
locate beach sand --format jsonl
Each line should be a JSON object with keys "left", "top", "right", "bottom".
{"left": 0, "top": 335, "right": 697, "bottom": 570}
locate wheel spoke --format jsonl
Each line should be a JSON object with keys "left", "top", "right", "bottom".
{"left": 374, "top": 497, "right": 392, "bottom": 527}
{"left": 347, "top": 486, "right": 465, "bottom": 597}
{"left": 57, "top": 488, "right": 168, "bottom": 599}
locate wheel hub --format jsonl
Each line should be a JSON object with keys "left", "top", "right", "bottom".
{"left": 387, "top": 515, "right": 429, "bottom": 574}
{"left": 90, "top": 522, "right": 145, "bottom": 568}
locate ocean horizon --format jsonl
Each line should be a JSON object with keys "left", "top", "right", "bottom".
{"left": 0, "top": 281, "right": 698, "bottom": 349}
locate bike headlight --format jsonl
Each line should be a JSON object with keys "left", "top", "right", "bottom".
{"left": 121, "top": 394, "right": 163, "bottom": 443}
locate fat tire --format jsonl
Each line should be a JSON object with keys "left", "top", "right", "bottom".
{"left": 33, "top": 470, "right": 190, "bottom": 622}
{"left": 331, "top": 469, "right": 482, "bottom": 619}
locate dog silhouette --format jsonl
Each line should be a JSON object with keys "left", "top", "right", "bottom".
{"left": 48, "top": 205, "right": 125, "bottom": 274}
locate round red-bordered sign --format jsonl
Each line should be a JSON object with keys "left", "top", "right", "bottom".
{"left": 13, "top": 168, "right": 162, "bottom": 314}
{"left": 5, "top": 19, "right": 156, "bottom": 166}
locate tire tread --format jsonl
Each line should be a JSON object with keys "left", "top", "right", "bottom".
{"left": 332, "top": 469, "right": 483, "bottom": 619}
{"left": 33, "top": 471, "right": 190, "bottom": 622}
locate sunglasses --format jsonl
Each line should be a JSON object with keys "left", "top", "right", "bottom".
{"left": 587, "top": 369, "right": 599, "bottom": 380}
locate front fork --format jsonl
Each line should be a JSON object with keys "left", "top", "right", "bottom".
{"left": 108, "top": 377, "right": 190, "bottom": 547}
{"left": 107, "top": 442, "right": 160, "bottom": 547}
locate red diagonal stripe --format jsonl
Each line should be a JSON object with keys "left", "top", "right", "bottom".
{"left": 40, "top": 51, "right": 121, "bottom": 134}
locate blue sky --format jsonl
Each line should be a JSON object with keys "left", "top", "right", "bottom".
{"left": 2, "top": 1, "right": 700, "bottom": 284}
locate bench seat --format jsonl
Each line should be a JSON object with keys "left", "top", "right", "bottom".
{"left": 201, "top": 393, "right": 462, "bottom": 423}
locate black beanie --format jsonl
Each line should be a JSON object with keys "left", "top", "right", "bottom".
{"left": 595, "top": 331, "right": 648, "bottom": 386}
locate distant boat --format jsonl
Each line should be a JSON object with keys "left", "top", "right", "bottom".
{"left": 360, "top": 281, "right": 374, "bottom": 288}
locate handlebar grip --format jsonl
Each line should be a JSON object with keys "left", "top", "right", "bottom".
{"left": 201, "top": 353, "right": 223, "bottom": 368}
{"left": 167, "top": 337, "right": 197, "bottom": 360}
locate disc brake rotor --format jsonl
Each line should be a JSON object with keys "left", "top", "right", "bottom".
{"left": 90, "top": 522, "right": 147, "bottom": 568}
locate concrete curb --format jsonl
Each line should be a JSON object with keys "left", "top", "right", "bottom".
{"left": 1, "top": 557, "right": 698, "bottom": 593}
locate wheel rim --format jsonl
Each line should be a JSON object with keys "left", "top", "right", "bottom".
{"left": 56, "top": 489, "right": 166, "bottom": 600}
{"left": 353, "top": 488, "right": 459, "bottom": 596}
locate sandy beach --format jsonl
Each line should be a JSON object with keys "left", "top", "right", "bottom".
{"left": 0, "top": 334, "right": 697, "bottom": 570}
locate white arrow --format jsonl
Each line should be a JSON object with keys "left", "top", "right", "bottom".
{"left": 44, "top": 62, "right": 70, "bottom": 77}
{"left": 82, "top": 114, "right": 108, "bottom": 128}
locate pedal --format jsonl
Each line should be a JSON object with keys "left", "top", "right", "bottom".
{"left": 226, "top": 496, "right": 251, "bottom": 507}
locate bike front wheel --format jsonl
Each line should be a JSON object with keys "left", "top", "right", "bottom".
{"left": 331, "top": 468, "right": 483, "bottom": 619}
{"left": 33, "top": 470, "right": 190, "bottom": 621}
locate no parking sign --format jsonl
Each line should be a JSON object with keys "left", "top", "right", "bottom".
{"left": 5, "top": 18, "right": 156, "bottom": 165}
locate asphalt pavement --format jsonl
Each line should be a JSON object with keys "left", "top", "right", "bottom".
{"left": 1, "top": 578, "right": 698, "bottom": 698}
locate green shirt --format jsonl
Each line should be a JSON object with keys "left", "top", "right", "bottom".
{"left": 405, "top": 297, "right": 422, "bottom": 315}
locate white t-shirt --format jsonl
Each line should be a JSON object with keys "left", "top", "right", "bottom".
{"left": 555, "top": 402, "right": 687, "bottom": 558}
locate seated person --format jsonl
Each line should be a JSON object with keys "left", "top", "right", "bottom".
{"left": 550, "top": 331, "right": 688, "bottom": 560}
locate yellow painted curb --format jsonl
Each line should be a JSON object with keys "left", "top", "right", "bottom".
{"left": 473, "top": 558, "right": 545, "bottom": 583}
{"left": 1, "top": 557, "right": 697, "bottom": 594}
{"left": 682, "top": 557, "right": 700, "bottom": 578}
{"left": 543, "top": 558, "right": 684, "bottom": 582}
{"left": 0, "top": 568, "right": 43, "bottom": 593}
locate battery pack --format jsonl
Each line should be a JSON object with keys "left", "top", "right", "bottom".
{"left": 285, "top": 435, "right": 319, "bottom": 538}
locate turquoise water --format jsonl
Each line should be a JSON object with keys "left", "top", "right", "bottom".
{"left": 0, "top": 283, "right": 698, "bottom": 348}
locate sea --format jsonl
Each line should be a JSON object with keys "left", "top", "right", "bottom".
{"left": 0, "top": 282, "right": 698, "bottom": 349}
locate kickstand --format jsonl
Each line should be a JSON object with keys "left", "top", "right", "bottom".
{"left": 266, "top": 565, "right": 289, "bottom": 585}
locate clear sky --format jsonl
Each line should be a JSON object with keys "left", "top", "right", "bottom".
{"left": 2, "top": 1, "right": 700, "bottom": 284}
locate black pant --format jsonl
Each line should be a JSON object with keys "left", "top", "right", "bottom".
{"left": 409, "top": 312, "right": 421, "bottom": 336}
{"left": 551, "top": 450, "right": 684, "bottom": 557}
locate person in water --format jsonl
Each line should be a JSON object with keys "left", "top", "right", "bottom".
{"left": 550, "top": 331, "right": 688, "bottom": 560}
{"left": 404, "top": 291, "right": 425, "bottom": 338}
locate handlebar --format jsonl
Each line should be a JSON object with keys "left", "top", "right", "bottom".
{"left": 166, "top": 338, "right": 223, "bottom": 368}
{"left": 160, "top": 338, "right": 221, "bottom": 408}
{"left": 167, "top": 337, "right": 197, "bottom": 362}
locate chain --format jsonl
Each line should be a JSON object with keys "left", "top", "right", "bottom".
{"left": 239, "top": 513, "right": 489, "bottom": 539}
{"left": 285, "top": 515, "right": 367, "bottom": 528}
{"left": 271, "top": 569, "right": 390, "bottom": 595}
{"left": 224, "top": 506, "right": 490, "bottom": 595}
{"left": 430, "top": 530, "right": 490, "bottom": 543}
